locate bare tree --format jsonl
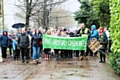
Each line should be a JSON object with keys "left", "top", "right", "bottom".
{"left": 50, "top": 7, "right": 75, "bottom": 29}
{"left": 15, "top": 0, "right": 67, "bottom": 30}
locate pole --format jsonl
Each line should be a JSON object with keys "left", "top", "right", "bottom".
{"left": 2, "top": 0, "right": 4, "bottom": 31}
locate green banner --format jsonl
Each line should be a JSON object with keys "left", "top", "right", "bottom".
{"left": 43, "top": 34, "right": 87, "bottom": 50}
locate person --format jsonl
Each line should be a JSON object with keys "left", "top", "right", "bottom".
{"left": 44, "top": 30, "right": 51, "bottom": 61}
{"left": 16, "top": 28, "right": 22, "bottom": 58}
{"left": 78, "top": 23, "right": 90, "bottom": 60}
{"left": 0, "top": 31, "right": 9, "bottom": 62}
{"left": 16, "top": 28, "right": 22, "bottom": 38}
{"left": 38, "top": 29, "right": 43, "bottom": 55}
{"left": 26, "top": 28, "right": 32, "bottom": 36}
{"left": 8, "top": 30, "right": 15, "bottom": 57}
{"left": 89, "top": 25, "right": 99, "bottom": 40}
{"left": 73, "top": 30, "right": 79, "bottom": 57}
{"left": 18, "top": 29, "right": 29, "bottom": 63}
{"left": 89, "top": 25, "right": 99, "bottom": 56}
{"left": 68, "top": 31, "right": 74, "bottom": 58}
{"left": 25, "top": 28, "right": 32, "bottom": 59}
{"left": 61, "top": 28, "right": 69, "bottom": 59}
{"left": 99, "top": 27, "right": 108, "bottom": 63}
{"left": 31, "top": 29, "right": 42, "bottom": 64}
{"left": 104, "top": 28, "right": 111, "bottom": 52}
{"left": 54, "top": 28, "right": 61, "bottom": 60}
{"left": 12, "top": 37, "right": 20, "bottom": 61}
{"left": 27, "top": 33, "right": 32, "bottom": 59}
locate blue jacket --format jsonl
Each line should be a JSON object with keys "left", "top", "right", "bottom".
{"left": 0, "top": 31, "right": 9, "bottom": 47}
{"left": 12, "top": 39, "right": 18, "bottom": 50}
{"left": 89, "top": 25, "right": 99, "bottom": 40}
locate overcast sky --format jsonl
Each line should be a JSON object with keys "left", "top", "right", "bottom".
{"left": 3, "top": 0, "right": 80, "bottom": 30}
{"left": 62, "top": 0, "right": 80, "bottom": 12}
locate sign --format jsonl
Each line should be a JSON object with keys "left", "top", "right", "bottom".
{"left": 89, "top": 38, "right": 102, "bottom": 53}
{"left": 43, "top": 34, "right": 87, "bottom": 50}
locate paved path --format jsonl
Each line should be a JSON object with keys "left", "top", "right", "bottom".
{"left": 0, "top": 56, "right": 119, "bottom": 80}
{"left": 0, "top": 59, "right": 37, "bottom": 80}
{"left": 25, "top": 57, "right": 120, "bottom": 80}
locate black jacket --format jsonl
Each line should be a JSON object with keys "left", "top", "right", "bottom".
{"left": 31, "top": 34, "right": 41, "bottom": 47}
{"left": 18, "top": 33, "right": 29, "bottom": 48}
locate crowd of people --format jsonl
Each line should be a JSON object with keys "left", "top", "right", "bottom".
{"left": 0, "top": 23, "right": 111, "bottom": 64}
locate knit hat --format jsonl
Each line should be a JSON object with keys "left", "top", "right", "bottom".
{"left": 10, "top": 30, "right": 14, "bottom": 33}
{"left": 63, "top": 28, "right": 67, "bottom": 31}
{"left": 100, "top": 27, "right": 104, "bottom": 32}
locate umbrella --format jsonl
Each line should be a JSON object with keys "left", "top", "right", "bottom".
{"left": 12, "top": 23, "right": 25, "bottom": 29}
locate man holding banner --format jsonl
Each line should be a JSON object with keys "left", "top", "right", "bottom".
{"left": 78, "top": 23, "right": 90, "bottom": 60}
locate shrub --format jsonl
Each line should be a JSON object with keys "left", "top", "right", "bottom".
{"left": 109, "top": 0, "right": 120, "bottom": 75}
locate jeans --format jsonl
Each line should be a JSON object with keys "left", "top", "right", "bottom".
{"left": 32, "top": 46, "right": 40, "bottom": 60}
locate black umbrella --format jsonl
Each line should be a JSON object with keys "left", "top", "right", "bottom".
{"left": 12, "top": 23, "right": 25, "bottom": 29}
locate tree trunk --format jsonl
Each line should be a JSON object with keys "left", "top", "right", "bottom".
{"left": 25, "top": 15, "right": 29, "bottom": 30}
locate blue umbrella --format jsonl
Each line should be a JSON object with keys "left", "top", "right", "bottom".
{"left": 12, "top": 23, "right": 25, "bottom": 29}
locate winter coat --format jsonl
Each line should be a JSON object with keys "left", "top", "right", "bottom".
{"left": 8, "top": 34, "right": 16, "bottom": 46}
{"left": 99, "top": 32, "right": 108, "bottom": 50}
{"left": 18, "top": 33, "right": 29, "bottom": 48}
{"left": 89, "top": 25, "right": 99, "bottom": 40}
{"left": 31, "top": 33, "right": 41, "bottom": 47}
{"left": 0, "top": 31, "right": 9, "bottom": 47}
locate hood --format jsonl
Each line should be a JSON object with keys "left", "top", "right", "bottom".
{"left": 3, "top": 30, "right": 8, "bottom": 35}
{"left": 91, "top": 25, "right": 96, "bottom": 30}
{"left": 63, "top": 28, "right": 67, "bottom": 32}
{"left": 100, "top": 27, "right": 104, "bottom": 32}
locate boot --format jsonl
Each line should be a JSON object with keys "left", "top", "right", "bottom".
{"left": 22, "top": 59, "right": 25, "bottom": 63}
{"left": 86, "top": 56, "right": 89, "bottom": 60}
{"left": 26, "top": 59, "right": 29, "bottom": 63}
{"left": 36, "top": 59, "right": 41, "bottom": 64}
{"left": 56, "top": 54, "right": 58, "bottom": 60}
{"left": 99, "top": 53, "right": 103, "bottom": 63}
{"left": 80, "top": 56, "right": 83, "bottom": 60}
{"left": 33, "top": 60, "right": 37, "bottom": 64}
{"left": 103, "top": 54, "right": 106, "bottom": 63}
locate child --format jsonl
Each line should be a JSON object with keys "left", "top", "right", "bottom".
{"left": 44, "top": 30, "right": 51, "bottom": 61}
{"left": 12, "top": 37, "right": 20, "bottom": 61}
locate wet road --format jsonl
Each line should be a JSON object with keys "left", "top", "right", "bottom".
{"left": 25, "top": 57, "right": 119, "bottom": 80}
{"left": 0, "top": 58, "right": 37, "bottom": 80}
{"left": 0, "top": 56, "right": 120, "bottom": 80}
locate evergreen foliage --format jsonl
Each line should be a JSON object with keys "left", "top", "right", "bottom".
{"left": 109, "top": 0, "right": 120, "bottom": 75}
